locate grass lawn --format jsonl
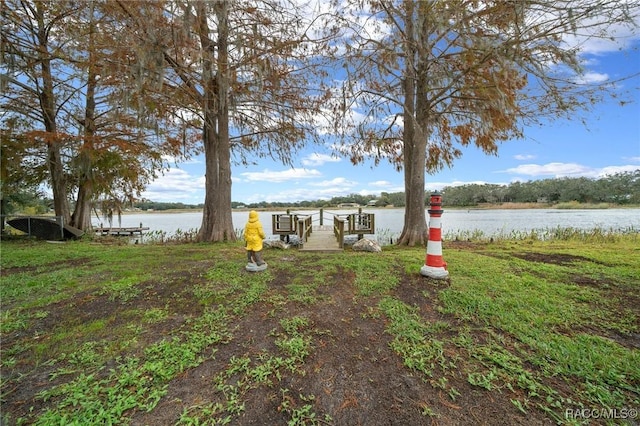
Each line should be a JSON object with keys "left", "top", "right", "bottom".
{"left": 1, "top": 232, "right": 638, "bottom": 425}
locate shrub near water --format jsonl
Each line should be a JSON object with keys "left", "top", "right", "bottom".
{"left": 0, "top": 233, "right": 638, "bottom": 424}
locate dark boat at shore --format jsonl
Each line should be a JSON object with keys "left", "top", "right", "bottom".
{"left": 6, "top": 217, "right": 84, "bottom": 240}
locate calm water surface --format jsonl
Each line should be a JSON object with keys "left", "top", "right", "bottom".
{"left": 98, "top": 208, "right": 639, "bottom": 240}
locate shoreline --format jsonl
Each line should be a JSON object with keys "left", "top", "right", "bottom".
{"left": 119, "top": 202, "right": 640, "bottom": 215}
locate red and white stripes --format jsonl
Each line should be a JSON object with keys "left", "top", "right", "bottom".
{"left": 420, "top": 192, "right": 449, "bottom": 279}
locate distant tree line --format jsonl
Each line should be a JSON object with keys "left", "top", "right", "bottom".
{"left": 237, "top": 171, "right": 640, "bottom": 209}
{"left": 133, "top": 201, "right": 203, "bottom": 211}
{"left": 138, "top": 171, "right": 640, "bottom": 209}
{"left": 4, "top": 172, "right": 637, "bottom": 217}
{"left": 238, "top": 193, "right": 400, "bottom": 210}
{"left": 441, "top": 171, "right": 640, "bottom": 206}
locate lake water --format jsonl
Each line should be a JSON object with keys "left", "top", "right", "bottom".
{"left": 96, "top": 208, "right": 639, "bottom": 240}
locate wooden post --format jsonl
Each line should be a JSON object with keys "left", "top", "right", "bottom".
{"left": 320, "top": 208, "right": 323, "bottom": 226}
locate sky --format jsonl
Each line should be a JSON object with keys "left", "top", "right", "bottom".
{"left": 141, "top": 12, "right": 640, "bottom": 206}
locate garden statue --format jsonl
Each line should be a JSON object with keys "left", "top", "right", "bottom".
{"left": 243, "top": 210, "right": 268, "bottom": 272}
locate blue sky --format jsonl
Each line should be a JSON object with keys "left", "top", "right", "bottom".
{"left": 142, "top": 21, "right": 640, "bottom": 206}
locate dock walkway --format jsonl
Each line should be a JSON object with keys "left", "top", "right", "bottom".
{"left": 299, "top": 226, "right": 343, "bottom": 252}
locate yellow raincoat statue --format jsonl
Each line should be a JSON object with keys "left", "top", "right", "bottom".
{"left": 243, "top": 210, "right": 267, "bottom": 271}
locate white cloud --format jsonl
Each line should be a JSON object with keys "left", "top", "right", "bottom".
{"left": 142, "top": 168, "right": 204, "bottom": 201}
{"left": 244, "top": 188, "right": 316, "bottom": 203}
{"left": 310, "top": 177, "right": 357, "bottom": 187}
{"left": 162, "top": 155, "right": 203, "bottom": 165}
{"left": 504, "top": 162, "right": 593, "bottom": 177}
{"left": 240, "top": 168, "right": 322, "bottom": 183}
{"left": 514, "top": 154, "right": 537, "bottom": 161}
{"left": 248, "top": 184, "right": 356, "bottom": 203}
{"left": 561, "top": 9, "right": 640, "bottom": 55}
{"left": 580, "top": 57, "right": 600, "bottom": 67}
{"left": 301, "top": 153, "right": 342, "bottom": 167}
{"left": 566, "top": 35, "right": 629, "bottom": 56}
{"left": 597, "top": 165, "right": 640, "bottom": 176}
{"left": 369, "top": 180, "right": 392, "bottom": 187}
{"left": 624, "top": 156, "right": 640, "bottom": 163}
{"left": 365, "top": 181, "right": 405, "bottom": 193}
{"left": 503, "top": 162, "right": 640, "bottom": 178}
{"left": 573, "top": 72, "right": 609, "bottom": 85}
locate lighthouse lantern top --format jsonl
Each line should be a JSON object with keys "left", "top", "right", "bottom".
{"left": 429, "top": 192, "right": 442, "bottom": 207}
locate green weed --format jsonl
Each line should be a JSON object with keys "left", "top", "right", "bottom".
{"left": 0, "top": 309, "right": 29, "bottom": 333}
{"left": 440, "top": 240, "right": 639, "bottom": 413}
{"left": 336, "top": 253, "right": 400, "bottom": 296}
{"left": 31, "top": 306, "right": 231, "bottom": 424}
{"left": 279, "top": 389, "right": 328, "bottom": 426}
{"left": 143, "top": 306, "right": 170, "bottom": 323}
{"left": 379, "top": 297, "right": 448, "bottom": 378}
{"left": 98, "top": 276, "right": 144, "bottom": 302}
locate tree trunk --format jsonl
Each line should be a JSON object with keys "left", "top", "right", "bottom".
{"left": 397, "top": 128, "right": 428, "bottom": 246}
{"left": 198, "top": 114, "right": 235, "bottom": 242}
{"left": 72, "top": 180, "right": 93, "bottom": 230}
{"left": 36, "top": 2, "right": 70, "bottom": 225}
{"left": 41, "top": 82, "right": 71, "bottom": 223}
{"left": 71, "top": 9, "right": 98, "bottom": 232}
{"left": 196, "top": 1, "right": 236, "bottom": 243}
{"left": 396, "top": 0, "right": 428, "bottom": 246}
{"left": 46, "top": 142, "right": 70, "bottom": 223}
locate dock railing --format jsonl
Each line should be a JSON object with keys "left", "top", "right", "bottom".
{"left": 333, "top": 215, "right": 345, "bottom": 248}
{"left": 272, "top": 208, "right": 374, "bottom": 246}
{"left": 297, "top": 215, "right": 313, "bottom": 242}
{"left": 325, "top": 209, "right": 375, "bottom": 239}
{"left": 347, "top": 212, "right": 375, "bottom": 239}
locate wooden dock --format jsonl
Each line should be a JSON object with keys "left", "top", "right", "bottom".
{"left": 299, "top": 226, "right": 343, "bottom": 252}
{"left": 94, "top": 226, "right": 149, "bottom": 236}
{"left": 271, "top": 209, "right": 375, "bottom": 252}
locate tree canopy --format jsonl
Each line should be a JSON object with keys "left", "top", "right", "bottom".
{"left": 330, "top": 0, "right": 639, "bottom": 245}
{"left": 110, "top": 0, "right": 333, "bottom": 241}
{"left": 1, "top": 0, "right": 187, "bottom": 230}
{"left": 2, "top": 0, "right": 638, "bottom": 241}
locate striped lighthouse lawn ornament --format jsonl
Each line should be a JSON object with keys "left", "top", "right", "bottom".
{"left": 420, "top": 192, "right": 449, "bottom": 279}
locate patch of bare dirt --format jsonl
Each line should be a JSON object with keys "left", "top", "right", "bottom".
{"left": 0, "top": 257, "right": 96, "bottom": 278}
{"left": 512, "top": 252, "right": 610, "bottom": 266}
{"left": 128, "top": 265, "right": 554, "bottom": 425}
